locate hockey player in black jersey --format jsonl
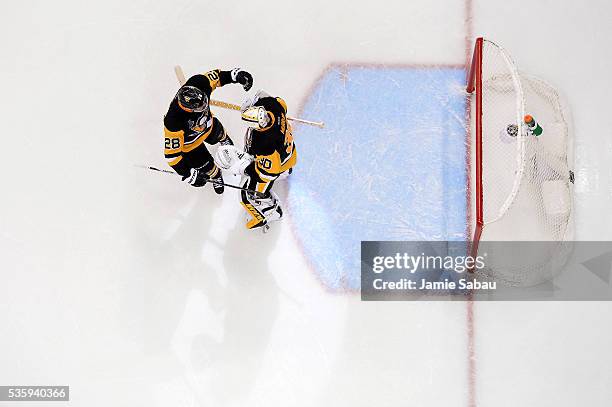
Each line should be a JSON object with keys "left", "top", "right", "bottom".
{"left": 215, "top": 90, "right": 297, "bottom": 230}
{"left": 163, "top": 68, "right": 253, "bottom": 193}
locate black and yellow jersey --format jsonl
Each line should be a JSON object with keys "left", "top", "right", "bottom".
{"left": 245, "top": 96, "right": 297, "bottom": 182}
{"left": 163, "top": 69, "right": 233, "bottom": 177}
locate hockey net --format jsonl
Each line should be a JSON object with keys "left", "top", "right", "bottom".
{"left": 466, "top": 37, "right": 574, "bottom": 286}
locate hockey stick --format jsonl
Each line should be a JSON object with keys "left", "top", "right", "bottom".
{"left": 174, "top": 65, "right": 325, "bottom": 128}
{"left": 135, "top": 164, "right": 266, "bottom": 197}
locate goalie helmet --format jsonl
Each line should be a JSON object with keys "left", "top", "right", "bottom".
{"left": 241, "top": 106, "right": 272, "bottom": 129}
{"left": 177, "top": 86, "right": 208, "bottom": 113}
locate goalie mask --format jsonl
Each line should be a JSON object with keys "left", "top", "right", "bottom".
{"left": 241, "top": 106, "right": 272, "bottom": 129}
{"left": 177, "top": 86, "right": 209, "bottom": 113}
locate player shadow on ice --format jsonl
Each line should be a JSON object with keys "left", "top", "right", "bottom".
{"left": 125, "top": 165, "right": 285, "bottom": 405}
{"left": 122, "top": 185, "right": 224, "bottom": 351}
{"left": 184, "top": 213, "right": 282, "bottom": 404}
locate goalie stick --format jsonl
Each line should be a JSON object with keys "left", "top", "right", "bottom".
{"left": 174, "top": 65, "right": 325, "bottom": 128}
{"left": 135, "top": 164, "right": 267, "bottom": 197}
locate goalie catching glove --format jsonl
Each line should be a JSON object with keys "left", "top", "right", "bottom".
{"left": 215, "top": 145, "right": 254, "bottom": 176}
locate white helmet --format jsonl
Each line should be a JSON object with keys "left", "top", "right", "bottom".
{"left": 241, "top": 105, "right": 271, "bottom": 129}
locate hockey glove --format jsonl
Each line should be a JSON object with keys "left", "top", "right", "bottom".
{"left": 231, "top": 68, "right": 253, "bottom": 91}
{"left": 183, "top": 168, "right": 208, "bottom": 187}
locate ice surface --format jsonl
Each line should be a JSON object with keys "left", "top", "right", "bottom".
{"left": 289, "top": 66, "right": 468, "bottom": 290}
{"left": 1, "top": 0, "right": 612, "bottom": 406}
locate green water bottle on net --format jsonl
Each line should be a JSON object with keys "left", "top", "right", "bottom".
{"left": 524, "top": 114, "right": 543, "bottom": 136}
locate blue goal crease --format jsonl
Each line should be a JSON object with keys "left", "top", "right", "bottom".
{"left": 287, "top": 66, "right": 468, "bottom": 291}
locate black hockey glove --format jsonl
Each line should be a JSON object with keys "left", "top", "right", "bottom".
{"left": 183, "top": 168, "right": 208, "bottom": 187}
{"left": 231, "top": 68, "right": 253, "bottom": 91}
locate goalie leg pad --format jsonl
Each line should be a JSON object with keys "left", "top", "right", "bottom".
{"left": 240, "top": 177, "right": 282, "bottom": 229}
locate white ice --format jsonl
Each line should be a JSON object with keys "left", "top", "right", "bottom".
{"left": 1, "top": 0, "right": 611, "bottom": 406}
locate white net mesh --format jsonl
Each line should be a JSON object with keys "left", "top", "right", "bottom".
{"left": 471, "top": 39, "right": 574, "bottom": 286}
{"left": 480, "top": 41, "right": 526, "bottom": 225}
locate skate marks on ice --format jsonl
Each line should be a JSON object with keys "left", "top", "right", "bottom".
{"left": 287, "top": 65, "right": 469, "bottom": 291}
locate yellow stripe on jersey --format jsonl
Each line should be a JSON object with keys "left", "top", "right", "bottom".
{"left": 164, "top": 128, "right": 184, "bottom": 155}
{"left": 255, "top": 148, "right": 297, "bottom": 178}
{"left": 167, "top": 155, "right": 183, "bottom": 166}
{"left": 182, "top": 127, "right": 213, "bottom": 152}
{"left": 256, "top": 181, "right": 270, "bottom": 193}
{"left": 164, "top": 125, "right": 214, "bottom": 155}
{"left": 276, "top": 97, "right": 288, "bottom": 112}
{"left": 203, "top": 70, "right": 221, "bottom": 91}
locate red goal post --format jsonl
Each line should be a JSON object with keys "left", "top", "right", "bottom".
{"left": 466, "top": 37, "right": 484, "bottom": 258}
